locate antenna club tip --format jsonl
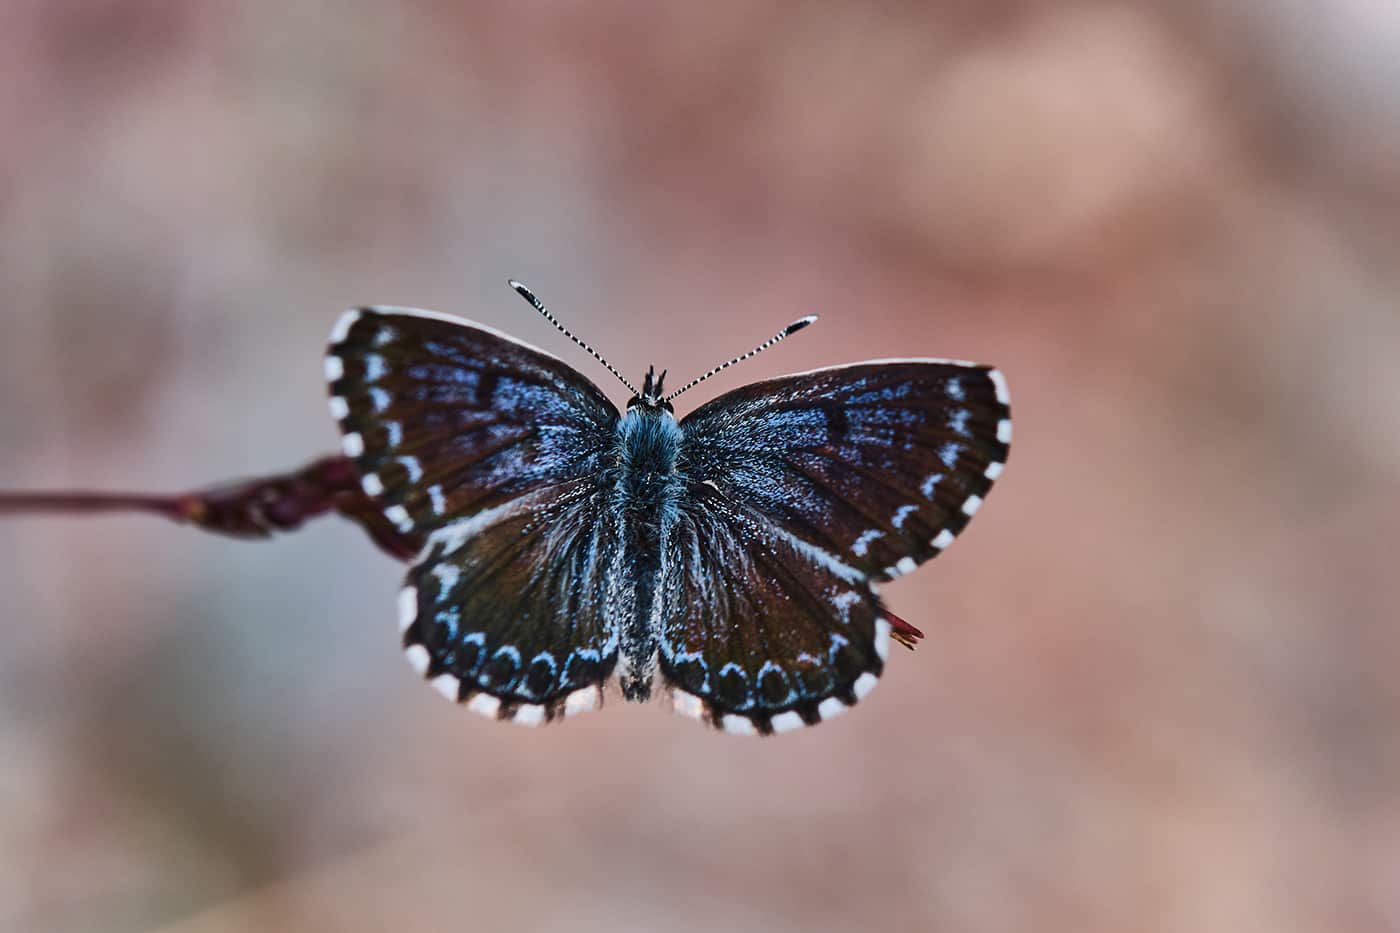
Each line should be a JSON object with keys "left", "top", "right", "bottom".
{"left": 786, "top": 315, "right": 818, "bottom": 335}
{"left": 508, "top": 280, "right": 545, "bottom": 309}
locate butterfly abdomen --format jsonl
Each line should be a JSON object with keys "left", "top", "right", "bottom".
{"left": 610, "top": 409, "right": 686, "bottom": 701}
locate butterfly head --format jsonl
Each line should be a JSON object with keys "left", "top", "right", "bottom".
{"left": 628, "top": 365, "right": 675, "bottom": 414}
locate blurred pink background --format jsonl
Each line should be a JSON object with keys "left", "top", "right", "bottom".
{"left": 2, "top": 3, "right": 1399, "bottom": 931}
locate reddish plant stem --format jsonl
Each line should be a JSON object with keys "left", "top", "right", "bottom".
{"left": 0, "top": 455, "right": 424, "bottom": 561}
{"left": 0, "top": 491, "right": 188, "bottom": 520}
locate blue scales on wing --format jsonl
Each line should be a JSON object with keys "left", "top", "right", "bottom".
{"left": 326, "top": 307, "right": 623, "bottom": 723}
{"left": 326, "top": 307, "right": 619, "bottom": 531}
{"left": 658, "top": 361, "right": 1011, "bottom": 732}
{"left": 658, "top": 482, "right": 893, "bottom": 734}
{"left": 678, "top": 361, "right": 1010, "bottom": 582}
{"left": 400, "top": 477, "right": 624, "bottom": 722}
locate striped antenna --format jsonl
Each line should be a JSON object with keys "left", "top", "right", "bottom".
{"left": 664, "top": 315, "right": 818, "bottom": 403}
{"left": 508, "top": 280, "right": 638, "bottom": 396}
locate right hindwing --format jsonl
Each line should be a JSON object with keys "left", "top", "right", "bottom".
{"left": 656, "top": 484, "right": 891, "bottom": 735}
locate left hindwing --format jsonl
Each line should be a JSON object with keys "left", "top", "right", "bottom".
{"left": 399, "top": 477, "right": 621, "bottom": 725}
{"left": 679, "top": 360, "right": 1011, "bottom": 580}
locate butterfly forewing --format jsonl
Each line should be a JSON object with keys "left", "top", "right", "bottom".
{"left": 326, "top": 307, "right": 619, "bottom": 534}
{"left": 679, "top": 361, "right": 1010, "bottom": 582}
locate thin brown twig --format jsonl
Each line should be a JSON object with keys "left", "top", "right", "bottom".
{"left": 0, "top": 455, "right": 424, "bottom": 561}
{"left": 0, "top": 491, "right": 189, "bottom": 520}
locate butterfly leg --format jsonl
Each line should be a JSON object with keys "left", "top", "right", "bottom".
{"left": 883, "top": 610, "right": 925, "bottom": 650}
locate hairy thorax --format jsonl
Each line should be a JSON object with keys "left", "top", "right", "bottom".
{"left": 609, "top": 407, "right": 685, "bottom": 699}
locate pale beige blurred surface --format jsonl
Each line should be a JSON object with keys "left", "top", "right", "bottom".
{"left": 2, "top": 3, "right": 1399, "bottom": 932}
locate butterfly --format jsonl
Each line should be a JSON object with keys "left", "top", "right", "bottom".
{"left": 324, "top": 282, "right": 1010, "bottom": 734}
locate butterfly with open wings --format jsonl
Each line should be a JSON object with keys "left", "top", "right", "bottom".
{"left": 324, "top": 282, "right": 1010, "bottom": 735}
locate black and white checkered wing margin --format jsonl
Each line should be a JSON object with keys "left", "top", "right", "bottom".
{"left": 679, "top": 360, "right": 1010, "bottom": 582}
{"left": 325, "top": 307, "right": 619, "bottom": 535}
{"left": 326, "top": 307, "right": 623, "bottom": 724}
{"left": 657, "top": 360, "right": 1009, "bottom": 733}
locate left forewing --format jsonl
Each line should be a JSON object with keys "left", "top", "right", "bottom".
{"left": 327, "top": 306, "right": 619, "bottom": 535}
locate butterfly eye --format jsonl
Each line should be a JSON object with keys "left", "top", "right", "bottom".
{"left": 624, "top": 394, "right": 674, "bottom": 414}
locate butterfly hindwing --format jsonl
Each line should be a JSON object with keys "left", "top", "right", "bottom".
{"left": 658, "top": 485, "right": 891, "bottom": 734}
{"left": 679, "top": 361, "right": 1010, "bottom": 581}
{"left": 326, "top": 307, "right": 619, "bottom": 534}
{"left": 399, "top": 477, "right": 621, "bottom": 723}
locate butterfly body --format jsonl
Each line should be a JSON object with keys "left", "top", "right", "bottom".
{"left": 609, "top": 403, "right": 684, "bottom": 700}
{"left": 326, "top": 294, "right": 1010, "bottom": 734}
